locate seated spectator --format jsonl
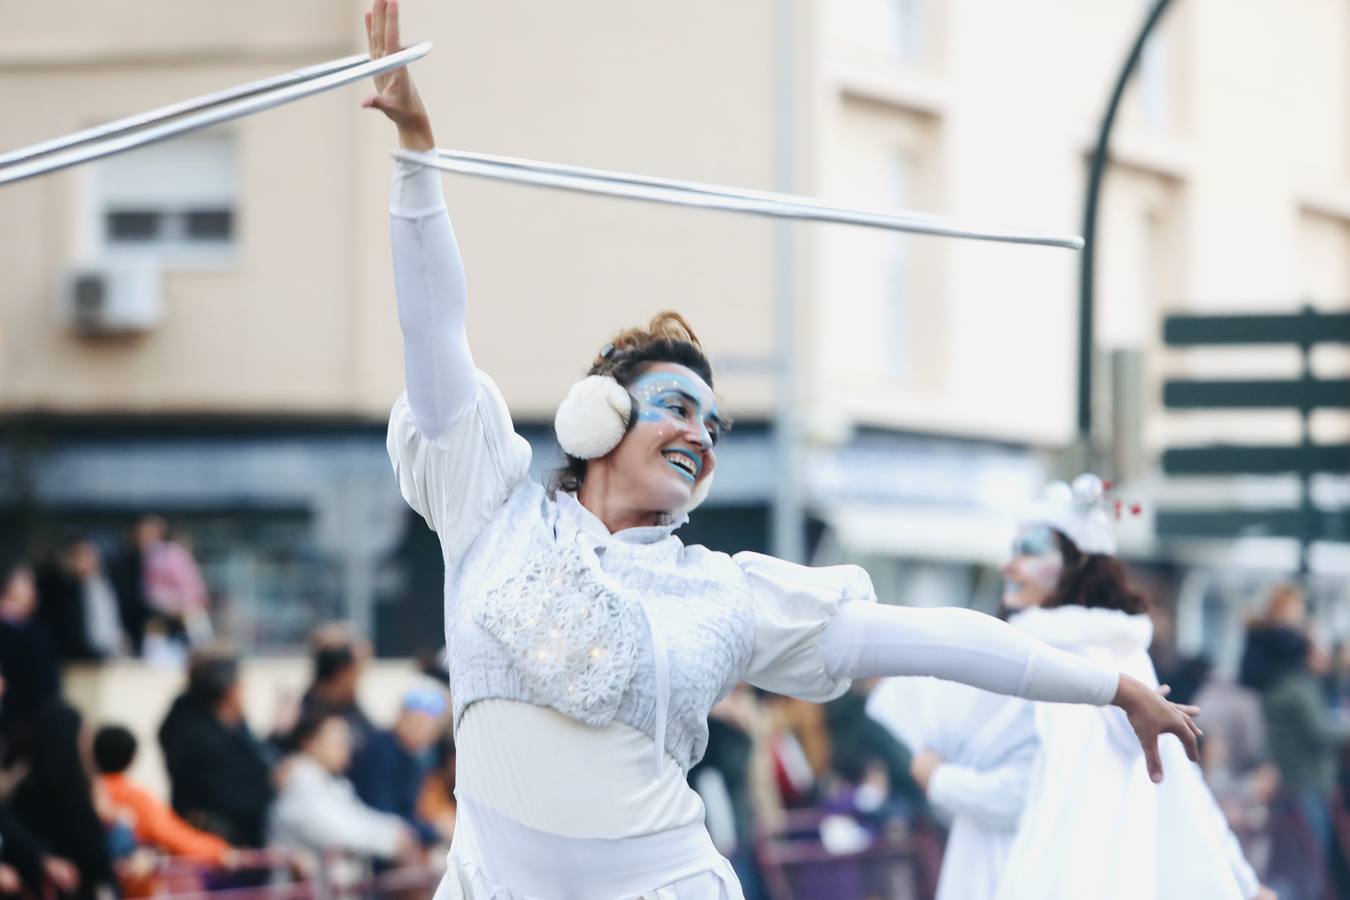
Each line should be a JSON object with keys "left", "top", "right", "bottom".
{"left": 145, "top": 528, "right": 213, "bottom": 648}
{"left": 158, "top": 650, "right": 274, "bottom": 847}
{"left": 301, "top": 634, "right": 376, "bottom": 764}
{"left": 0, "top": 774, "right": 81, "bottom": 897}
{"left": 269, "top": 710, "right": 416, "bottom": 864}
{"left": 36, "top": 536, "right": 127, "bottom": 662}
{"left": 10, "top": 702, "right": 117, "bottom": 900}
{"left": 93, "top": 725, "right": 238, "bottom": 867}
{"left": 689, "top": 685, "right": 781, "bottom": 900}
{"left": 108, "top": 516, "right": 160, "bottom": 655}
{"left": 762, "top": 694, "right": 829, "bottom": 808}
{"left": 0, "top": 563, "right": 60, "bottom": 745}
{"left": 350, "top": 687, "right": 447, "bottom": 846}
{"left": 415, "top": 732, "right": 457, "bottom": 846}
{"left": 825, "top": 681, "right": 926, "bottom": 817}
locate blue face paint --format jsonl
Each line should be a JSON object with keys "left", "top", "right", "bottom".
{"left": 1004, "top": 523, "right": 1064, "bottom": 605}
{"left": 630, "top": 371, "right": 724, "bottom": 453}
{"left": 1012, "top": 523, "right": 1059, "bottom": 559}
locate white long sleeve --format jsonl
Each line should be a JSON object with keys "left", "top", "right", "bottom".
{"left": 385, "top": 163, "right": 533, "bottom": 562}
{"left": 928, "top": 756, "right": 1034, "bottom": 830}
{"left": 818, "top": 603, "right": 1119, "bottom": 706}
{"left": 391, "top": 159, "right": 478, "bottom": 439}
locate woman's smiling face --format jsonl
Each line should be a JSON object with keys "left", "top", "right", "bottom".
{"left": 1001, "top": 523, "right": 1064, "bottom": 610}
{"left": 605, "top": 362, "right": 723, "bottom": 515}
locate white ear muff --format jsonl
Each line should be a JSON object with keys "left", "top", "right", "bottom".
{"left": 554, "top": 375, "right": 632, "bottom": 460}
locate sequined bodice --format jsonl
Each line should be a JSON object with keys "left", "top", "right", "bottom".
{"left": 446, "top": 482, "right": 757, "bottom": 771}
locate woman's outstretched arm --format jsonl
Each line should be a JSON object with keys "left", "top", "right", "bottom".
{"left": 818, "top": 602, "right": 1202, "bottom": 782}
{"left": 365, "top": 0, "right": 476, "bottom": 438}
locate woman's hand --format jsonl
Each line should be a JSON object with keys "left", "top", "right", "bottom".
{"left": 1112, "top": 675, "right": 1202, "bottom": 782}
{"left": 362, "top": 0, "right": 435, "bottom": 151}
{"left": 909, "top": 749, "right": 943, "bottom": 792}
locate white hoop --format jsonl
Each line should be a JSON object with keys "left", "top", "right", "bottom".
{"left": 0, "top": 41, "right": 1080, "bottom": 251}
{"left": 0, "top": 43, "right": 432, "bottom": 188}
{"left": 396, "top": 148, "right": 1083, "bottom": 249}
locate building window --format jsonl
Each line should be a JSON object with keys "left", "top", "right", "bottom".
{"left": 830, "top": 0, "right": 925, "bottom": 65}
{"left": 818, "top": 101, "right": 936, "bottom": 392}
{"left": 92, "top": 132, "right": 237, "bottom": 263}
{"left": 1136, "top": 1, "right": 1171, "bottom": 131}
{"left": 887, "top": 0, "right": 922, "bottom": 61}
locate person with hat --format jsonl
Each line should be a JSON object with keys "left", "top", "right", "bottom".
{"left": 362, "top": 3, "right": 1201, "bottom": 896}
{"left": 350, "top": 686, "right": 450, "bottom": 849}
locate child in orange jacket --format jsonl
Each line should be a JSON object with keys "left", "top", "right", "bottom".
{"left": 93, "top": 724, "right": 237, "bottom": 894}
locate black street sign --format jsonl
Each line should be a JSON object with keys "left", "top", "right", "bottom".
{"left": 1163, "top": 310, "right": 1350, "bottom": 346}
{"left": 1160, "top": 308, "right": 1350, "bottom": 551}
{"left": 1155, "top": 508, "right": 1349, "bottom": 542}
{"left": 1163, "top": 378, "right": 1350, "bottom": 409}
{"left": 1162, "top": 443, "right": 1350, "bottom": 475}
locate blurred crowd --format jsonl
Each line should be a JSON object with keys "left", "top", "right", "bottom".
{"left": 1175, "top": 583, "right": 1350, "bottom": 900}
{"left": 0, "top": 521, "right": 458, "bottom": 900}
{"left": 16, "top": 516, "right": 213, "bottom": 670}
{"left": 2, "top": 517, "right": 1349, "bottom": 900}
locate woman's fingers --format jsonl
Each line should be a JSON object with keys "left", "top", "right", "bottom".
{"left": 365, "top": 11, "right": 375, "bottom": 58}
{"left": 1157, "top": 684, "right": 1171, "bottom": 697}
{"left": 1160, "top": 700, "right": 1202, "bottom": 763}
{"left": 1174, "top": 717, "right": 1201, "bottom": 763}
{"left": 372, "top": 0, "right": 388, "bottom": 58}
{"left": 386, "top": 0, "right": 403, "bottom": 53}
{"left": 1143, "top": 734, "right": 1163, "bottom": 783}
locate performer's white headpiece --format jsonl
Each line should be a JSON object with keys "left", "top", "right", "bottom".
{"left": 1020, "top": 474, "right": 1117, "bottom": 556}
{"left": 554, "top": 348, "right": 715, "bottom": 515}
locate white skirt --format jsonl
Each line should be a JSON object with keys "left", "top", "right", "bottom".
{"left": 433, "top": 797, "right": 742, "bottom": 900}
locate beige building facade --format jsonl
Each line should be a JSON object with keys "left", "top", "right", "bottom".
{"left": 2, "top": 1, "right": 1348, "bottom": 655}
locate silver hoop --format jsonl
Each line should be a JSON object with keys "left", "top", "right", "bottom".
{"left": 0, "top": 43, "right": 432, "bottom": 188}
{"left": 396, "top": 148, "right": 1082, "bottom": 250}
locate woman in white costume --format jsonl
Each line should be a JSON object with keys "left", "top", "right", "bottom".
{"left": 873, "top": 477, "right": 1274, "bottom": 900}
{"left": 867, "top": 661, "right": 1038, "bottom": 900}
{"left": 362, "top": 4, "right": 1201, "bottom": 897}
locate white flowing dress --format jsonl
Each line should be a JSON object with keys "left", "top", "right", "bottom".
{"left": 995, "top": 607, "right": 1261, "bottom": 900}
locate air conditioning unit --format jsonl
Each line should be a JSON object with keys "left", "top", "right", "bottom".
{"left": 61, "top": 260, "right": 164, "bottom": 335}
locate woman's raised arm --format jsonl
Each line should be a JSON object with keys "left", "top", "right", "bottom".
{"left": 365, "top": 0, "right": 476, "bottom": 438}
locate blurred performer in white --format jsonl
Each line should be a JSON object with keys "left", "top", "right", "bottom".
{"left": 872, "top": 476, "right": 1273, "bottom": 900}
{"left": 868, "top": 665, "right": 1036, "bottom": 900}
{"left": 362, "top": 4, "right": 1202, "bottom": 897}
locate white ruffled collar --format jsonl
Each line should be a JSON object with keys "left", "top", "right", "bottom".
{"left": 557, "top": 490, "right": 686, "bottom": 546}
{"left": 1009, "top": 605, "right": 1152, "bottom": 659}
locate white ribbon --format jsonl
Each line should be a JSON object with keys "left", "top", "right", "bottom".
{"left": 642, "top": 600, "right": 673, "bottom": 779}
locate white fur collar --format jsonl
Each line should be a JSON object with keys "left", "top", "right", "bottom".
{"left": 1009, "top": 606, "right": 1152, "bottom": 659}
